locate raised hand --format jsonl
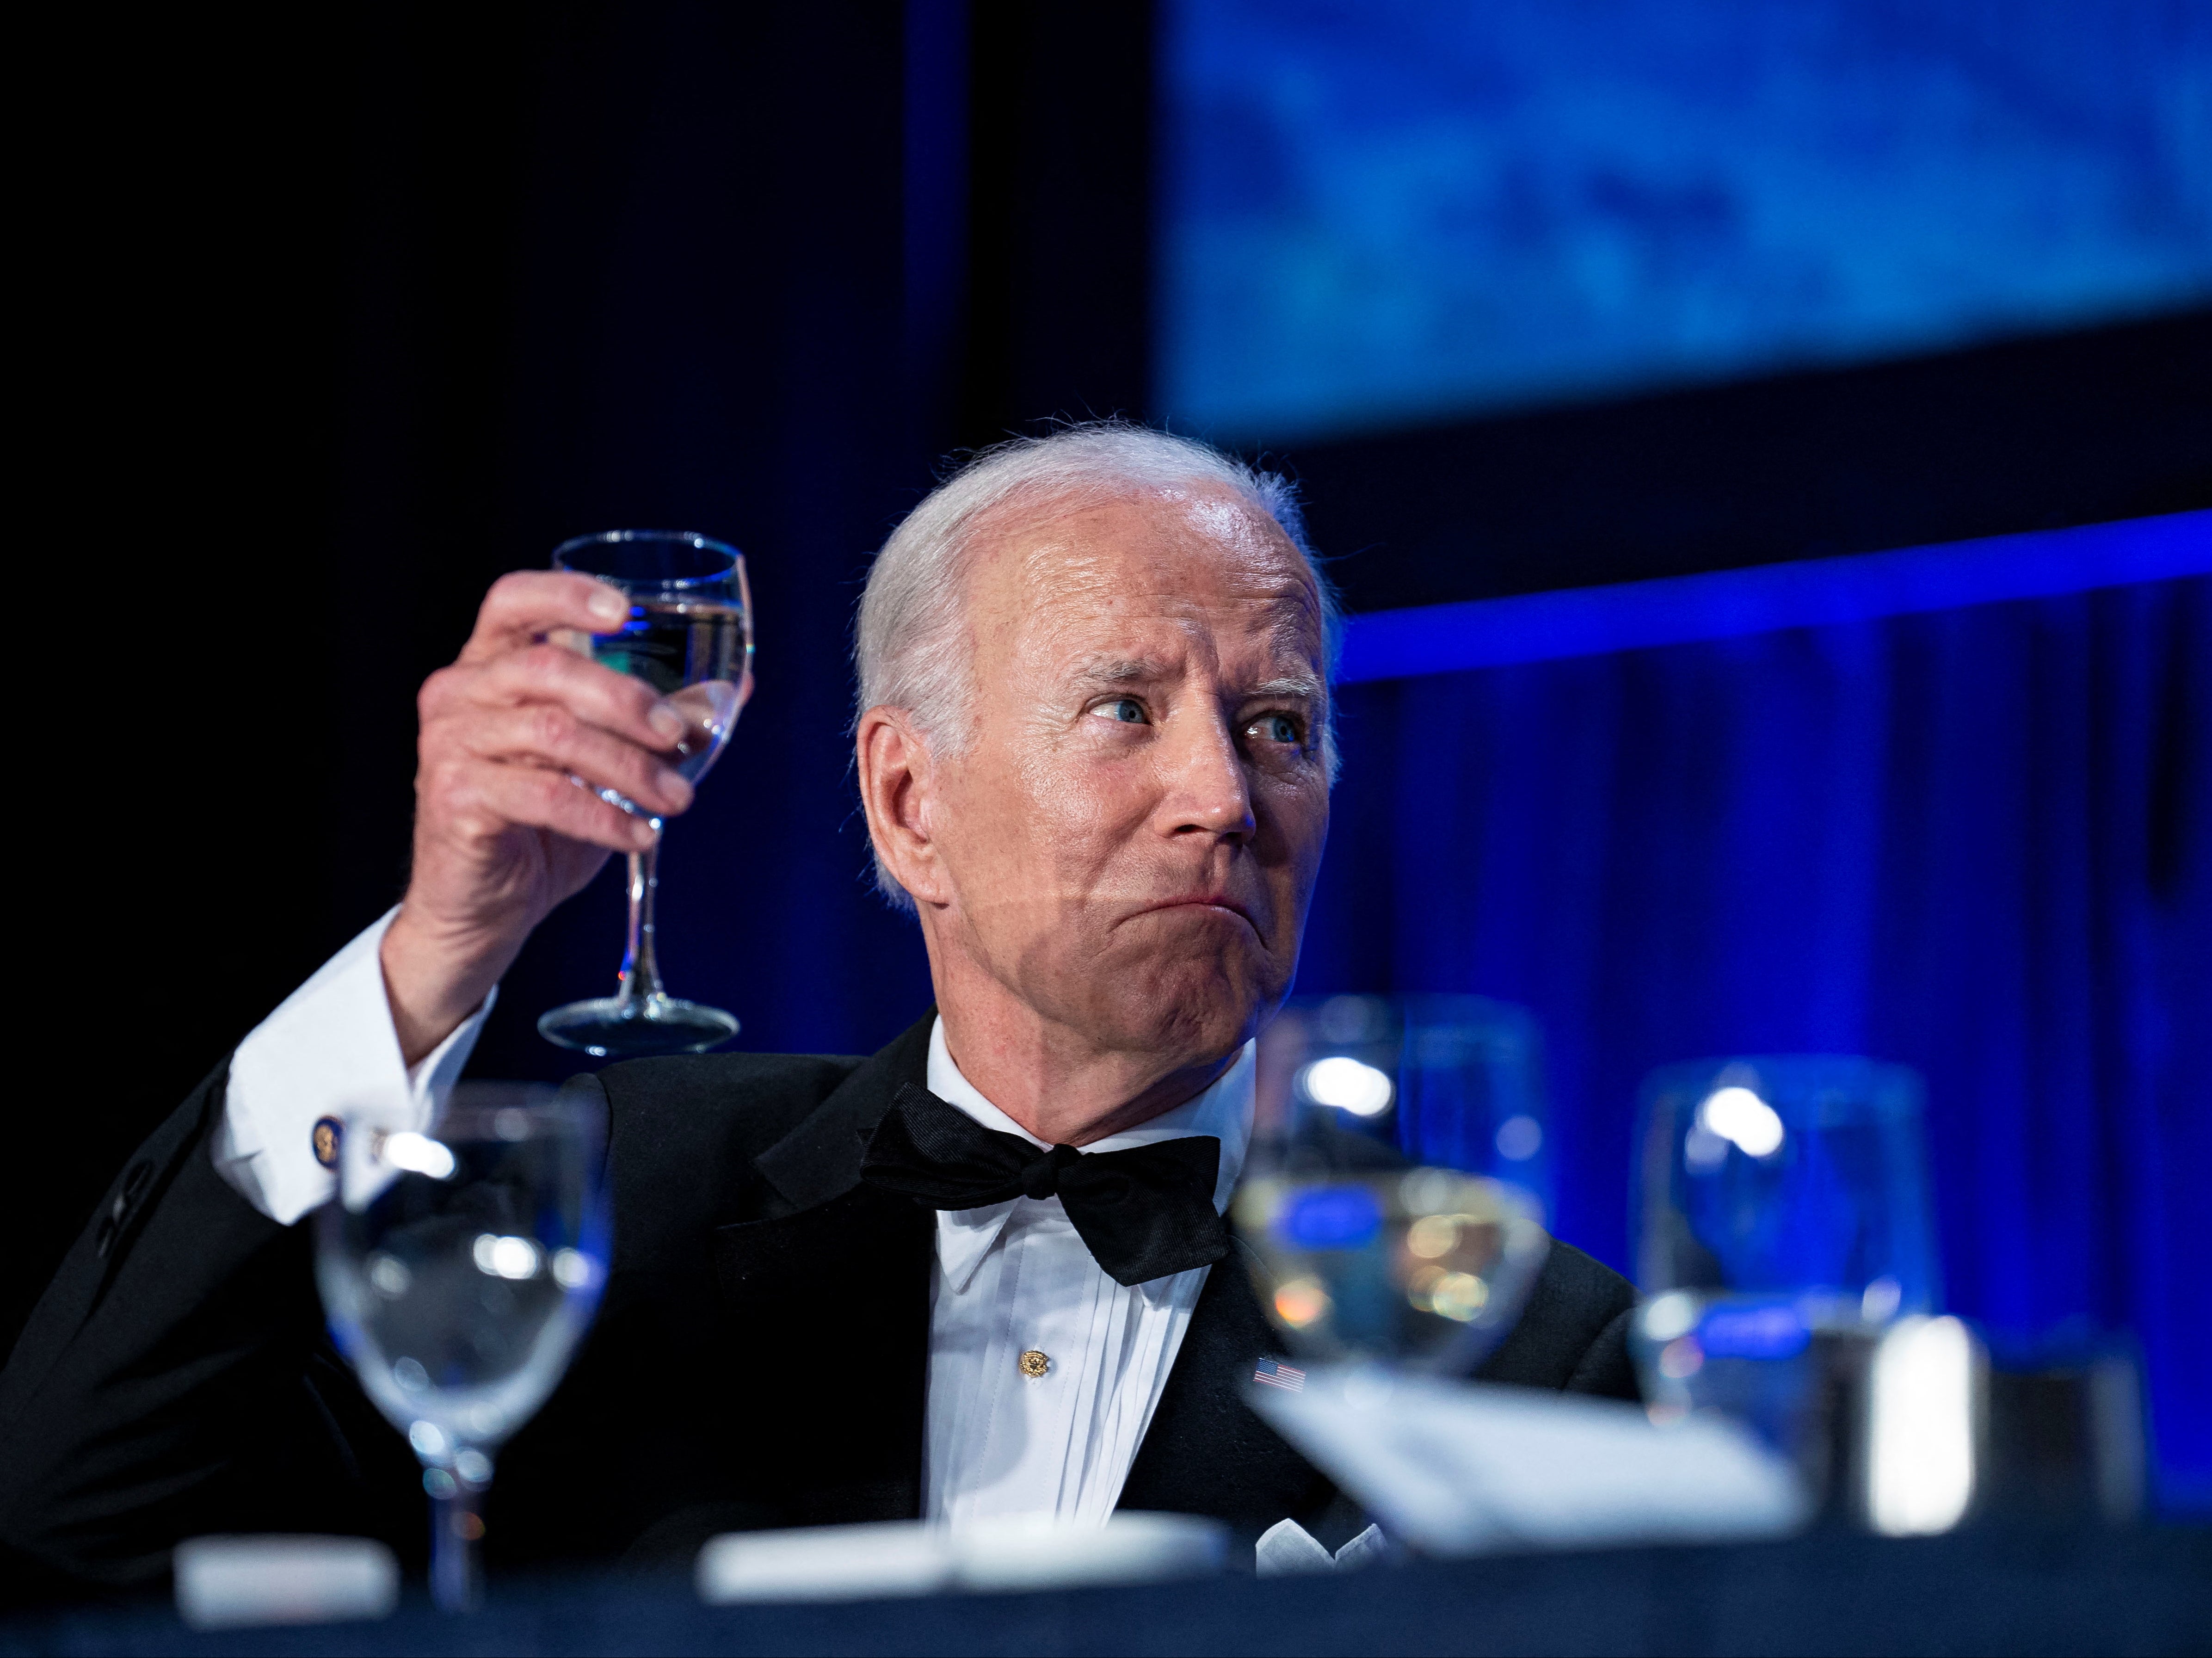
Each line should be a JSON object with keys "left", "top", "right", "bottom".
{"left": 380, "top": 572, "right": 699, "bottom": 1064}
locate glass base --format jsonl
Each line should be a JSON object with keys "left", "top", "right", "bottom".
{"left": 537, "top": 993, "right": 739, "bottom": 1057}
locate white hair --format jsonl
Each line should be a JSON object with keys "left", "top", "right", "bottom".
{"left": 853, "top": 421, "right": 1341, "bottom": 906}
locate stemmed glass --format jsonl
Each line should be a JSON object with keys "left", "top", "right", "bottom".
{"left": 536, "top": 530, "right": 754, "bottom": 1057}
{"left": 314, "top": 1085, "right": 610, "bottom": 1612}
{"left": 1629, "top": 1055, "right": 1941, "bottom": 1492}
{"left": 1236, "top": 994, "right": 1553, "bottom": 1374}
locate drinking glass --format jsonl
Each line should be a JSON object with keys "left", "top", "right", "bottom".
{"left": 1237, "top": 995, "right": 1553, "bottom": 1374}
{"left": 536, "top": 530, "right": 755, "bottom": 1056}
{"left": 1629, "top": 1055, "right": 1940, "bottom": 1482}
{"left": 314, "top": 1085, "right": 610, "bottom": 1611}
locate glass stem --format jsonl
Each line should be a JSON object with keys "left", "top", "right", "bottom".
{"left": 429, "top": 1481, "right": 482, "bottom": 1613}
{"left": 615, "top": 825, "right": 666, "bottom": 1009}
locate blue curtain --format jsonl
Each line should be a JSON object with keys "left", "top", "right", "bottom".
{"left": 1300, "top": 576, "right": 2210, "bottom": 1503}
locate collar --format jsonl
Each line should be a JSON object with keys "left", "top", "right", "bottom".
{"left": 927, "top": 1016, "right": 1257, "bottom": 1294}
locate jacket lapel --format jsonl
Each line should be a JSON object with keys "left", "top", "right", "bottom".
{"left": 748, "top": 1012, "right": 936, "bottom": 1217}
{"left": 1117, "top": 1239, "right": 1343, "bottom": 1535}
{"left": 705, "top": 1013, "right": 937, "bottom": 1525}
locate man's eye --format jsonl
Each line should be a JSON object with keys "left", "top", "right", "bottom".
{"left": 1092, "top": 697, "right": 1148, "bottom": 725}
{"left": 1249, "top": 714, "right": 1301, "bottom": 745}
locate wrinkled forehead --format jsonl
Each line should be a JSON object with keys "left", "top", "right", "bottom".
{"left": 964, "top": 482, "right": 1325, "bottom": 669}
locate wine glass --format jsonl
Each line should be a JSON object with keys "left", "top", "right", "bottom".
{"left": 536, "top": 530, "right": 755, "bottom": 1057}
{"left": 314, "top": 1085, "right": 610, "bottom": 1612}
{"left": 1236, "top": 995, "right": 1553, "bottom": 1374}
{"left": 1628, "top": 1055, "right": 1941, "bottom": 1486}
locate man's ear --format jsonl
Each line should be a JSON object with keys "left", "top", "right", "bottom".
{"left": 856, "top": 705, "right": 949, "bottom": 907}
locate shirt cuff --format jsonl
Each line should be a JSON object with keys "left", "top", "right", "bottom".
{"left": 213, "top": 907, "right": 495, "bottom": 1225}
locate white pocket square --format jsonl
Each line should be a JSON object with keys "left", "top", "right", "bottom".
{"left": 1255, "top": 1518, "right": 1385, "bottom": 1577}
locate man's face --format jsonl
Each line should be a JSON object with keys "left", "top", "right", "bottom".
{"left": 921, "top": 483, "right": 1331, "bottom": 1074}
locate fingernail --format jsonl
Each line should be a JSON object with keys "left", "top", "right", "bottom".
{"left": 589, "top": 586, "right": 629, "bottom": 624}
{"left": 647, "top": 704, "right": 685, "bottom": 742}
{"left": 660, "top": 770, "right": 694, "bottom": 811}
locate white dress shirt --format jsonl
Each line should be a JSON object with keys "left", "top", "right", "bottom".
{"left": 214, "top": 915, "right": 1252, "bottom": 1528}
{"left": 215, "top": 910, "right": 489, "bottom": 1224}
{"left": 921, "top": 1019, "right": 1253, "bottom": 1524}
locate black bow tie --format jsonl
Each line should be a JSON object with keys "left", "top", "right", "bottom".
{"left": 859, "top": 1084, "right": 1231, "bottom": 1287}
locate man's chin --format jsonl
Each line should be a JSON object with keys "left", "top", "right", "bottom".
{"left": 1082, "top": 945, "right": 1277, "bottom": 1061}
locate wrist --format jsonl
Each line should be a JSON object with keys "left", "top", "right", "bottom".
{"left": 380, "top": 906, "right": 516, "bottom": 1067}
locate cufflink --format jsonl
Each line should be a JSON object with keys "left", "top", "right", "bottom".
{"left": 1018, "top": 1349, "right": 1050, "bottom": 1378}
{"left": 312, "top": 1117, "right": 343, "bottom": 1170}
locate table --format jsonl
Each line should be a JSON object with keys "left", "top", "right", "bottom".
{"left": 8, "top": 1526, "right": 2207, "bottom": 1657}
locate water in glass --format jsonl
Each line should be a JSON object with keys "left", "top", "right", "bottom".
{"left": 1241, "top": 995, "right": 1553, "bottom": 1374}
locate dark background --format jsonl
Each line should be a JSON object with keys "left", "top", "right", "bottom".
{"left": 20, "top": 1, "right": 2209, "bottom": 1377}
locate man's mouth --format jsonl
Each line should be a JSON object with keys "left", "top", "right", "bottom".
{"left": 1130, "top": 894, "right": 1261, "bottom": 934}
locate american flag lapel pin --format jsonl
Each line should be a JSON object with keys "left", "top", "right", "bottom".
{"left": 1252, "top": 1356, "right": 1306, "bottom": 1392}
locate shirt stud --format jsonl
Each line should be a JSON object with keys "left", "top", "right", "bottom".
{"left": 1018, "top": 1348, "right": 1050, "bottom": 1379}
{"left": 312, "top": 1117, "right": 343, "bottom": 1169}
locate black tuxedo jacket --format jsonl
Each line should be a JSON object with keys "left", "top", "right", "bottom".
{"left": 0, "top": 1013, "right": 1637, "bottom": 1590}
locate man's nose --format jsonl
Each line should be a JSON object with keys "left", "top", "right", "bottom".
{"left": 1154, "top": 706, "right": 1256, "bottom": 842}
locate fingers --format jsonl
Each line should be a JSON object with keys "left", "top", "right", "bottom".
{"left": 458, "top": 570, "right": 632, "bottom": 664}
{"left": 459, "top": 703, "right": 695, "bottom": 819}
{"left": 410, "top": 570, "right": 702, "bottom": 891}
{"left": 423, "top": 643, "right": 685, "bottom": 754}
{"left": 422, "top": 758, "right": 659, "bottom": 855}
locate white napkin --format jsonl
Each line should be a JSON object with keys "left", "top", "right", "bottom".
{"left": 1245, "top": 1366, "right": 1811, "bottom": 1556}
{"left": 173, "top": 1536, "right": 399, "bottom": 1630}
{"left": 696, "top": 1511, "right": 1227, "bottom": 1604}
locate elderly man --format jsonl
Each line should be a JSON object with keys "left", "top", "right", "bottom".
{"left": 0, "top": 425, "right": 1634, "bottom": 1586}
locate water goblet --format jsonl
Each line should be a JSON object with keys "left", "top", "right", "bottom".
{"left": 1238, "top": 995, "right": 1553, "bottom": 1375}
{"left": 314, "top": 1085, "right": 610, "bottom": 1611}
{"left": 1629, "top": 1055, "right": 1942, "bottom": 1500}
{"left": 537, "top": 529, "right": 754, "bottom": 1057}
